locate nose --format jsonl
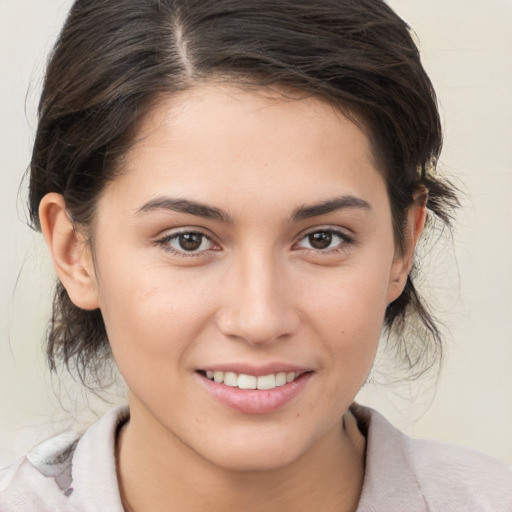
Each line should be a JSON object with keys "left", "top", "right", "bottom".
{"left": 216, "top": 250, "right": 299, "bottom": 345}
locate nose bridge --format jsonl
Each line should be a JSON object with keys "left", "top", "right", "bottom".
{"left": 217, "top": 244, "right": 297, "bottom": 344}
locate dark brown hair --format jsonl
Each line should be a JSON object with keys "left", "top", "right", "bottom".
{"left": 29, "top": 0, "right": 458, "bottom": 386}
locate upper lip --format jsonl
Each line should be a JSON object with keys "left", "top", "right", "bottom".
{"left": 198, "top": 363, "right": 312, "bottom": 377}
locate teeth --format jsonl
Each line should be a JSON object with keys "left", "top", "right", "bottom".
{"left": 257, "top": 374, "right": 276, "bottom": 390}
{"left": 238, "top": 374, "right": 257, "bottom": 390}
{"left": 205, "top": 371, "right": 298, "bottom": 389}
{"left": 223, "top": 372, "right": 238, "bottom": 387}
{"left": 276, "top": 372, "right": 287, "bottom": 386}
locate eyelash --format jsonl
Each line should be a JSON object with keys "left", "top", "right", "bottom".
{"left": 156, "top": 230, "right": 218, "bottom": 258}
{"left": 155, "top": 227, "right": 353, "bottom": 257}
{"left": 295, "top": 228, "right": 354, "bottom": 254}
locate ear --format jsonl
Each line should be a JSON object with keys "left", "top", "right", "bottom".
{"left": 39, "top": 193, "right": 100, "bottom": 310}
{"left": 387, "top": 187, "right": 428, "bottom": 303}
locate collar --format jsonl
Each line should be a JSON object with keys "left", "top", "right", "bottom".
{"left": 351, "top": 403, "right": 429, "bottom": 512}
{"left": 69, "top": 406, "right": 129, "bottom": 511}
{"left": 68, "top": 404, "right": 428, "bottom": 512}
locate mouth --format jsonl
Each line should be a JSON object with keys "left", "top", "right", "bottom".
{"left": 197, "top": 368, "right": 313, "bottom": 414}
{"left": 197, "top": 370, "right": 308, "bottom": 390}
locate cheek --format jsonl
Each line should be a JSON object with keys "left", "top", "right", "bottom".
{"left": 96, "top": 261, "right": 218, "bottom": 377}
{"left": 299, "top": 260, "right": 392, "bottom": 376}
{"left": 305, "top": 262, "right": 392, "bottom": 333}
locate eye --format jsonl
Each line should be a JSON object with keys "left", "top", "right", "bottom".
{"left": 158, "top": 231, "right": 217, "bottom": 255}
{"left": 296, "top": 229, "right": 351, "bottom": 251}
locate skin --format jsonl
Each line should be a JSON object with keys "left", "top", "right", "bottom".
{"left": 40, "top": 84, "right": 426, "bottom": 512}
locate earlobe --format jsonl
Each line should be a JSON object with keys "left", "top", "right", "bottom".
{"left": 387, "top": 187, "right": 428, "bottom": 303}
{"left": 39, "top": 193, "right": 100, "bottom": 310}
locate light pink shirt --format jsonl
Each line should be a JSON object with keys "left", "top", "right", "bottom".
{"left": 1, "top": 405, "right": 511, "bottom": 511}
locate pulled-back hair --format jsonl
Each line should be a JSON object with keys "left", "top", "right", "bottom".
{"left": 29, "top": 0, "right": 458, "bottom": 386}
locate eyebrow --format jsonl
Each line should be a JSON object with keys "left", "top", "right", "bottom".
{"left": 291, "top": 195, "right": 371, "bottom": 221}
{"left": 136, "top": 197, "right": 233, "bottom": 223}
{"left": 135, "top": 194, "right": 371, "bottom": 223}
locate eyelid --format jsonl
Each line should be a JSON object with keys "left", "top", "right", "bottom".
{"left": 294, "top": 226, "right": 354, "bottom": 252}
{"left": 155, "top": 228, "right": 220, "bottom": 257}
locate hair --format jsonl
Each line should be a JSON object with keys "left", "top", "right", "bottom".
{"left": 29, "top": 0, "right": 458, "bottom": 386}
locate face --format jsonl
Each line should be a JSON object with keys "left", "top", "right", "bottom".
{"left": 84, "top": 85, "right": 412, "bottom": 471}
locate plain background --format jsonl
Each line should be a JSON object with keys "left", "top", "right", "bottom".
{"left": 1, "top": 0, "right": 511, "bottom": 467}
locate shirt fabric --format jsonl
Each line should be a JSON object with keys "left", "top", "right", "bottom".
{"left": 1, "top": 404, "right": 511, "bottom": 511}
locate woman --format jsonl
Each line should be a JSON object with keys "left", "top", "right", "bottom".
{"left": 1, "top": 0, "right": 510, "bottom": 510}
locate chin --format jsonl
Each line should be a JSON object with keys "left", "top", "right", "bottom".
{"left": 195, "top": 426, "right": 319, "bottom": 473}
{"left": 207, "top": 447, "right": 304, "bottom": 473}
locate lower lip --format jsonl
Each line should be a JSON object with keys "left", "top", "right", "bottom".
{"left": 198, "top": 372, "right": 312, "bottom": 415}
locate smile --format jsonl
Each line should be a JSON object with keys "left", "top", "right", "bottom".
{"left": 203, "top": 370, "right": 300, "bottom": 390}
{"left": 198, "top": 368, "right": 313, "bottom": 414}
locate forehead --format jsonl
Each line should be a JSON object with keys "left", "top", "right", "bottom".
{"left": 103, "top": 83, "right": 388, "bottom": 218}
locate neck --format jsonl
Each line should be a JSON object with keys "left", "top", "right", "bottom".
{"left": 116, "top": 402, "right": 365, "bottom": 512}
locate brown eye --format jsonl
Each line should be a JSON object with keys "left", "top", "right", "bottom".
{"left": 297, "top": 229, "right": 350, "bottom": 252}
{"left": 161, "top": 231, "right": 215, "bottom": 254}
{"left": 308, "top": 231, "right": 333, "bottom": 250}
{"left": 178, "top": 233, "right": 204, "bottom": 251}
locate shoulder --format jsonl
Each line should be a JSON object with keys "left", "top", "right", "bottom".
{"left": 408, "top": 436, "right": 512, "bottom": 511}
{"left": 0, "top": 406, "right": 128, "bottom": 512}
{"left": 0, "top": 431, "right": 79, "bottom": 512}
{"left": 352, "top": 403, "right": 512, "bottom": 512}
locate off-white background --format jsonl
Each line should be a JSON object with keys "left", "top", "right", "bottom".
{"left": 1, "top": 0, "right": 511, "bottom": 467}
